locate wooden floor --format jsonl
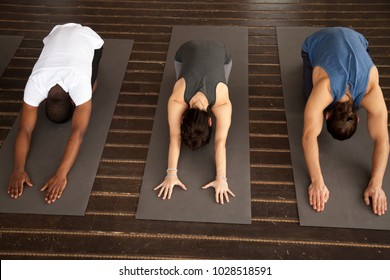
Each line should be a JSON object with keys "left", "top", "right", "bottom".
{"left": 0, "top": 0, "right": 390, "bottom": 259}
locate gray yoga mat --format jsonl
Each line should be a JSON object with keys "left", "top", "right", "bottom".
{"left": 0, "top": 39, "right": 133, "bottom": 216}
{"left": 277, "top": 27, "right": 390, "bottom": 230}
{"left": 0, "top": 35, "right": 23, "bottom": 77}
{"left": 136, "top": 26, "right": 251, "bottom": 224}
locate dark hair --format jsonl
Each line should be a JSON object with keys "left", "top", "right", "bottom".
{"left": 45, "top": 84, "right": 75, "bottom": 124}
{"left": 181, "top": 108, "right": 212, "bottom": 150}
{"left": 326, "top": 98, "right": 358, "bottom": 141}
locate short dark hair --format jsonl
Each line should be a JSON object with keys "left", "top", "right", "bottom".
{"left": 45, "top": 84, "right": 75, "bottom": 124}
{"left": 326, "top": 99, "right": 358, "bottom": 141}
{"left": 181, "top": 108, "right": 212, "bottom": 150}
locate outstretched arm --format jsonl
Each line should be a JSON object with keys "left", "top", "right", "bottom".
{"left": 8, "top": 103, "right": 38, "bottom": 198}
{"left": 302, "top": 79, "right": 332, "bottom": 212}
{"left": 362, "top": 76, "right": 388, "bottom": 215}
{"left": 40, "top": 100, "right": 92, "bottom": 203}
{"left": 202, "top": 84, "right": 235, "bottom": 204}
{"left": 154, "top": 80, "right": 187, "bottom": 200}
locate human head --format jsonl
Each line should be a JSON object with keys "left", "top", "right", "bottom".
{"left": 45, "top": 84, "right": 75, "bottom": 124}
{"left": 181, "top": 108, "right": 212, "bottom": 150}
{"left": 326, "top": 99, "right": 358, "bottom": 141}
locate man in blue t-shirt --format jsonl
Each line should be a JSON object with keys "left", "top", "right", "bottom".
{"left": 301, "top": 27, "right": 388, "bottom": 216}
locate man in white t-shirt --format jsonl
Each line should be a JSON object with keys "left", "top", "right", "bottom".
{"left": 8, "top": 23, "right": 104, "bottom": 204}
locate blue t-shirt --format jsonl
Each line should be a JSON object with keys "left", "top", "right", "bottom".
{"left": 302, "top": 27, "right": 374, "bottom": 109}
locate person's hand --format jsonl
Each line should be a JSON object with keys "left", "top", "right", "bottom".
{"left": 364, "top": 181, "right": 387, "bottom": 216}
{"left": 40, "top": 173, "right": 67, "bottom": 204}
{"left": 8, "top": 170, "right": 33, "bottom": 198}
{"left": 202, "top": 177, "right": 235, "bottom": 205}
{"left": 308, "top": 181, "right": 329, "bottom": 212}
{"left": 154, "top": 175, "right": 187, "bottom": 200}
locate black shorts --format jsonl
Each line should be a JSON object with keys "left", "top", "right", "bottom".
{"left": 301, "top": 51, "right": 313, "bottom": 101}
{"left": 91, "top": 47, "right": 103, "bottom": 85}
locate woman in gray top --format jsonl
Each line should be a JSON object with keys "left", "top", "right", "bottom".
{"left": 154, "top": 40, "right": 235, "bottom": 205}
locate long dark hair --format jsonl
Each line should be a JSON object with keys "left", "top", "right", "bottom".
{"left": 181, "top": 108, "right": 212, "bottom": 150}
{"left": 326, "top": 97, "right": 358, "bottom": 141}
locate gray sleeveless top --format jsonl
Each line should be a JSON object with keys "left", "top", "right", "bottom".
{"left": 174, "top": 40, "right": 231, "bottom": 107}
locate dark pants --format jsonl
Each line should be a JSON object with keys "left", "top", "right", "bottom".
{"left": 91, "top": 47, "right": 103, "bottom": 86}
{"left": 302, "top": 51, "right": 313, "bottom": 101}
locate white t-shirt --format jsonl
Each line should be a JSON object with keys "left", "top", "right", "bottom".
{"left": 24, "top": 23, "right": 104, "bottom": 107}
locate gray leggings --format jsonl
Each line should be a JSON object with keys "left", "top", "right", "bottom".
{"left": 174, "top": 60, "right": 233, "bottom": 83}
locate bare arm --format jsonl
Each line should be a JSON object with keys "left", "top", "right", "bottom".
{"left": 8, "top": 103, "right": 38, "bottom": 198}
{"left": 302, "top": 94, "right": 326, "bottom": 189}
{"left": 166, "top": 97, "right": 185, "bottom": 174}
{"left": 41, "top": 100, "right": 92, "bottom": 203}
{"left": 213, "top": 94, "right": 232, "bottom": 179}
{"left": 302, "top": 78, "right": 333, "bottom": 211}
{"left": 202, "top": 83, "right": 235, "bottom": 204}
{"left": 361, "top": 77, "right": 388, "bottom": 215}
{"left": 154, "top": 79, "right": 188, "bottom": 199}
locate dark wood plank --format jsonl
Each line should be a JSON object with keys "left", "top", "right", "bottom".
{"left": 1, "top": 229, "right": 389, "bottom": 259}
{"left": 0, "top": 0, "right": 389, "bottom": 260}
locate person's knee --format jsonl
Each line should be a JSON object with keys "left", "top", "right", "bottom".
{"left": 174, "top": 60, "right": 182, "bottom": 80}
{"left": 91, "top": 47, "right": 103, "bottom": 86}
{"left": 224, "top": 60, "right": 232, "bottom": 83}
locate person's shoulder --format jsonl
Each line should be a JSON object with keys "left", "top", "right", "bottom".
{"left": 307, "top": 74, "right": 333, "bottom": 108}
{"left": 361, "top": 66, "right": 379, "bottom": 99}
{"left": 312, "top": 66, "right": 330, "bottom": 85}
{"left": 361, "top": 67, "right": 384, "bottom": 107}
{"left": 170, "top": 78, "right": 186, "bottom": 101}
{"left": 214, "top": 83, "right": 230, "bottom": 106}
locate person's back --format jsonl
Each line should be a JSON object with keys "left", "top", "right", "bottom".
{"left": 25, "top": 23, "right": 104, "bottom": 110}
{"left": 34, "top": 23, "right": 102, "bottom": 78}
{"left": 302, "top": 27, "right": 373, "bottom": 109}
{"left": 175, "top": 40, "right": 231, "bottom": 107}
